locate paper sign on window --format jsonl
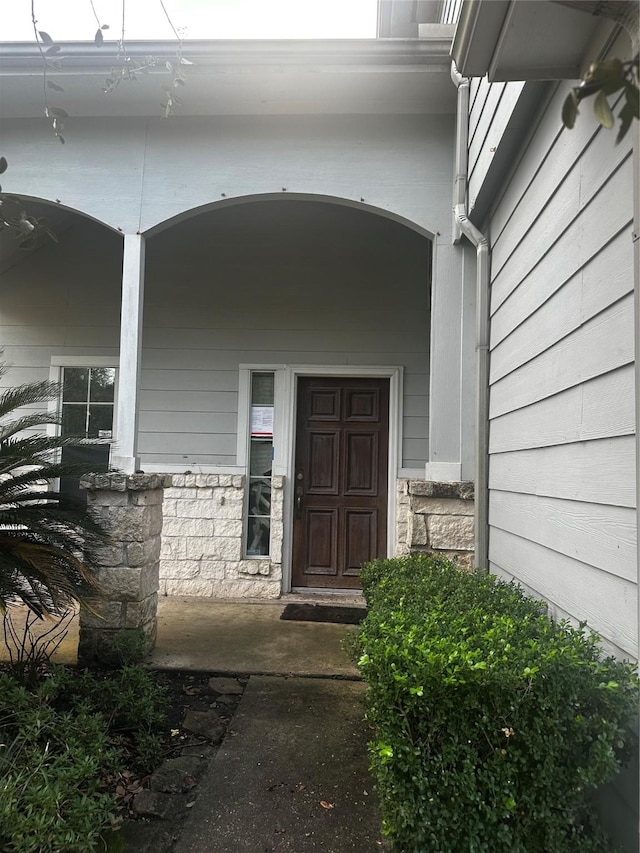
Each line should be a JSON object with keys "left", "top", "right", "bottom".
{"left": 251, "top": 405, "right": 274, "bottom": 436}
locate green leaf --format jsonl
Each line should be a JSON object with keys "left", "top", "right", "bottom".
{"left": 0, "top": 157, "right": 7, "bottom": 175}
{"left": 594, "top": 90, "right": 614, "bottom": 129}
{"left": 625, "top": 82, "right": 639, "bottom": 119}
{"left": 48, "top": 107, "right": 69, "bottom": 118}
{"left": 47, "top": 80, "right": 65, "bottom": 92}
{"left": 95, "top": 28, "right": 104, "bottom": 47}
{"left": 38, "top": 31, "right": 54, "bottom": 45}
{"left": 561, "top": 91, "right": 579, "bottom": 129}
{"left": 616, "top": 102, "right": 635, "bottom": 144}
{"left": 45, "top": 45, "right": 62, "bottom": 55}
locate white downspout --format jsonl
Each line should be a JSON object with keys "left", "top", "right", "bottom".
{"left": 451, "top": 62, "right": 490, "bottom": 570}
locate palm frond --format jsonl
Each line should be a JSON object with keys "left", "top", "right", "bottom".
{"left": 0, "top": 362, "right": 112, "bottom": 615}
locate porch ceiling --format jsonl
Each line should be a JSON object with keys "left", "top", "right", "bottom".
{"left": 0, "top": 38, "right": 457, "bottom": 118}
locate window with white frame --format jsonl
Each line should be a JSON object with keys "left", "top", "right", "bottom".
{"left": 245, "top": 372, "right": 274, "bottom": 557}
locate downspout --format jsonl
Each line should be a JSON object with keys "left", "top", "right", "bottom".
{"left": 451, "top": 62, "right": 490, "bottom": 570}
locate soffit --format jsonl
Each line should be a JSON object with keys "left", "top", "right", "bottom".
{"left": 452, "top": 0, "right": 608, "bottom": 80}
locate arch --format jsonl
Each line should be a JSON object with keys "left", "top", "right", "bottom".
{"left": 3, "top": 195, "right": 123, "bottom": 236}
{"left": 143, "top": 192, "right": 436, "bottom": 242}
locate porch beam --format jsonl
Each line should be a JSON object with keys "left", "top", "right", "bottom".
{"left": 112, "top": 233, "right": 145, "bottom": 474}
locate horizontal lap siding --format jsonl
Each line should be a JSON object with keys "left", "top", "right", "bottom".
{"left": 0, "top": 219, "right": 122, "bottom": 436}
{"left": 484, "top": 75, "right": 636, "bottom": 659}
{"left": 139, "top": 202, "right": 431, "bottom": 468}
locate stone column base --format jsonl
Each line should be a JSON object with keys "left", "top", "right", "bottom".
{"left": 78, "top": 473, "right": 169, "bottom": 666}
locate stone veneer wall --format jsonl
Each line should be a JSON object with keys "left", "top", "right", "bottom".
{"left": 160, "top": 474, "right": 284, "bottom": 598}
{"left": 159, "top": 476, "right": 472, "bottom": 599}
{"left": 79, "top": 472, "right": 167, "bottom": 665}
{"left": 396, "top": 479, "right": 475, "bottom": 567}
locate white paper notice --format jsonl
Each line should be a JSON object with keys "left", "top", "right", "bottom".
{"left": 251, "top": 406, "right": 274, "bottom": 436}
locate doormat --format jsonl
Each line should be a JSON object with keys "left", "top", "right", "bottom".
{"left": 280, "top": 603, "right": 367, "bottom": 625}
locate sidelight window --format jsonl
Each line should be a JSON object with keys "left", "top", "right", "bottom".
{"left": 245, "top": 372, "right": 274, "bottom": 557}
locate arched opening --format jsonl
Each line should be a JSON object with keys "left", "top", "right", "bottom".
{"left": 0, "top": 200, "right": 124, "bottom": 501}
{"left": 143, "top": 197, "right": 432, "bottom": 595}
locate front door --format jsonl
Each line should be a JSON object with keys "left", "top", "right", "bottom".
{"left": 292, "top": 377, "right": 389, "bottom": 589}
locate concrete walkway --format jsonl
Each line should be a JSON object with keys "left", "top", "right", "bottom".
{"left": 175, "top": 675, "right": 385, "bottom": 852}
{"left": 1, "top": 596, "right": 385, "bottom": 851}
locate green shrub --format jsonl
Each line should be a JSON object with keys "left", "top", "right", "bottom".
{"left": 355, "top": 555, "right": 638, "bottom": 853}
{"left": 0, "top": 663, "right": 168, "bottom": 851}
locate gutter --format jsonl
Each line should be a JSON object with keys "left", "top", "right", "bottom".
{"left": 451, "top": 61, "right": 490, "bottom": 570}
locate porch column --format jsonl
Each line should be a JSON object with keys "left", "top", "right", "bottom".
{"left": 112, "top": 233, "right": 145, "bottom": 474}
{"left": 426, "top": 239, "right": 475, "bottom": 482}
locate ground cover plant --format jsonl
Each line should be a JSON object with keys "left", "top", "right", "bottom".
{"left": 355, "top": 555, "right": 638, "bottom": 853}
{"left": 0, "top": 642, "right": 168, "bottom": 853}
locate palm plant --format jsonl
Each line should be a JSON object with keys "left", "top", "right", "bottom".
{"left": 0, "top": 362, "right": 110, "bottom": 616}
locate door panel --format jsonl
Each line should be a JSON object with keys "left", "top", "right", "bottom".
{"left": 292, "top": 377, "right": 389, "bottom": 589}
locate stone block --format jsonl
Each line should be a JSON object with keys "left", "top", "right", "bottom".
{"left": 160, "top": 537, "right": 186, "bottom": 560}
{"left": 94, "top": 505, "right": 159, "bottom": 543}
{"left": 170, "top": 474, "right": 185, "bottom": 487}
{"left": 427, "top": 514, "right": 474, "bottom": 551}
{"left": 213, "top": 518, "right": 243, "bottom": 538}
{"left": 127, "top": 537, "right": 161, "bottom": 568}
{"left": 198, "top": 560, "right": 227, "bottom": 580}
{"left": 79, "top": 600, "right": 124, "bottom": 629}
{"left": 231, "top": 475, "right": 244, "bottom": 488}
{"left": 271, "top": 475, "right": 284, "bottom": 489}
{"left": 209, "top": 577, "right": 281, "bottom": 599}
{"left": 205, "top": 475, "right": 219, "bottom": 487}
{"left": 98, "top": 562, "right": 159, "bottom": 601}
{"left": 160, "top": 560, "right": 203, "bottom": 580}
{"left": 185, "top": 475, "right": 198, "bottom": 488}
{"left": 195, "top": 488, "right": 214, "bottom": 500}
{"left": 86, "top": 490, "right": 129, "bottom": 507}
{"left": 164, "top": 578, "right": 214, "bottom": 597}
{"left": 409, "top": 480, "right": 474, "bottom": 500}
{"left": 174, "top": 499, "right": 218, "bottom": 520}
{"left": 218, "top": 475, "right": 233, "bottom": 487}
{"left": 132, "top": 489, "right": 164, "bottom": 506}
{"left": 125, "top": 593, "right": 158, "bottom": 629}
{"left": 162, "top": 517, "right": 215, "bottom": 538}
{"left": 409, "top": 513, "right": 428, "bottom": 547}
{"left": 186, "top": 536, "right": 242, "bottom": 561}
{"left": 162, "top": 498, "right": 178, "bottom": 517}
{"left": 214, "top": 497, "right": 244, "bottom": 519}
{"left": 94, "top": 543, "right": 125, "bottom": 567}
{"left": 412, "top": 497, "right": 474, "bottom": 517}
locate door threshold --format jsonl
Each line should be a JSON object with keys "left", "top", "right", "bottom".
{"left": 286, "top": 588, "right": 365, "bottom": 606}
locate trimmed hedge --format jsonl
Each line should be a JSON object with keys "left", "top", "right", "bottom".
{"left": 355, "top": 556, "right": 638, "bottom": 852}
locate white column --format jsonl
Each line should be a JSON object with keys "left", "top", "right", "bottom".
{"left": 425, "top": 238, "right": 465, "bottom": 482}
{"left": 112, "top": 234, "right": 145, "bottom": 474}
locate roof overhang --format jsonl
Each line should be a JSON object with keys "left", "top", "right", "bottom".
{"left": 452, "top": 0, "right": 617, "bottom": 81}
{"left": 0, "top": 37, "right": 458, "bottom": 118}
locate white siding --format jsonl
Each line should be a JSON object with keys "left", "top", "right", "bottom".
{"left": 0, "top": 200, "right": 431, "bottom": 470}
{"left": 140, "top": 200, "right": 431, "bottom": 468}
{"left": 482, "top": 76, "right": 636, "bottom": 660}
{"left": 0, "top": 113, "right": 454, "bottom": 238}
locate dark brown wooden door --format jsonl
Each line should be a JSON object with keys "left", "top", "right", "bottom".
{"left": 292, "top": 377, "right": 389, "bottom": 589}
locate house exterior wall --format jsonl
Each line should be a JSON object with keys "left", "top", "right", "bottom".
{"left": 0, "top": 99, "right": 477, "bottom": 598}
{"left": 482, "top": 72, "right": 636, "bottom": 662}
{"left": 0, "top": 113, "right": 454, "bottom": 237}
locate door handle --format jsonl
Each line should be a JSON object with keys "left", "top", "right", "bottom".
{"left": 296, "top": 494, "right": 302, "bottom": 513}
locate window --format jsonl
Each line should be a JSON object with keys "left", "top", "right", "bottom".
{"left": 245, "top": 372, "right": 274, "bottom": 557}
{"left": 59, "top": 366, "right": 116, "bottom": 502}
{"left": 61, "top": 367, "right": 116, "bottom": 440}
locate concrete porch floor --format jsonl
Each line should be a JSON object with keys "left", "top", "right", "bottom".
{"left": 0, "top": 594, "right": 364, "bottom": 678}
